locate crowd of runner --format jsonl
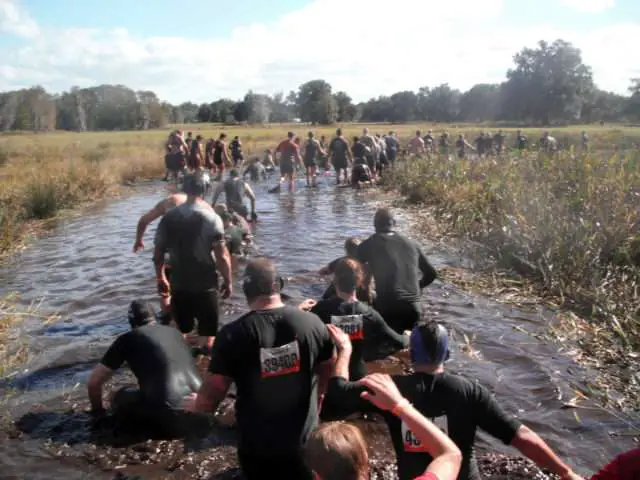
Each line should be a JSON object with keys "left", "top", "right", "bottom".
{"left": 84, "top": 130, "right": 637, "bottom": 480}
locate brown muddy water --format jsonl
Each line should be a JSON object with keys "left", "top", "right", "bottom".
{"left": 0, "top": 176, "right": 636, "bottom": 479}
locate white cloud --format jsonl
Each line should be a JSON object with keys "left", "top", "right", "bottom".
{"left": 559, "top": 0, "right": 615, "bottom": 13}
{"left": 0, "top": 0, "right": 39, "bottom": 38}
{"left": 0, "top": 0, "right": 636, "bottom": 103}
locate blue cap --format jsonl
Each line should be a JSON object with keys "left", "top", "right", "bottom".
{"left": 410, "top": 323, "right": 450, "bottom": 365}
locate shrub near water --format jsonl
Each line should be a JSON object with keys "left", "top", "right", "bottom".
{"left": 385, "top": 149, "right": 640, "bottom": 374}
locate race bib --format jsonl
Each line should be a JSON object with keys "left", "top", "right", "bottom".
{"left": 330, "top": 315, "right": 364, "bottom": 340}
{"left": 401, "top": 415, "right": 448, "bottom": 453}
{"left": 260, "top": 340, "right": 301, "bottom": 378}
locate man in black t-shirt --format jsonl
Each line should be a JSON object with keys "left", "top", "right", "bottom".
{"left": 86, "top": 300, "right": 203, "bottom": 437}
{"left": 328, "top": 128, "right": 352, "bottom": 185}
{"left": 327, "top": 321, "right": 581, "bottom": 480}
{"left": 190, "top": 258, "right": 336, "bottom": 480}
{"left": 357, "top": 208, "right": 437, "bottom": 333}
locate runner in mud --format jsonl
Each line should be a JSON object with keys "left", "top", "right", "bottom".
{"left": 515, "top": 130, "right": 528, "bottom": 150}
{"left": 214, "top": 204, "right": 251, "bottom": 239}
{"left": 133, "top": 190, "right": 214, "bottom": 314}
{"left": 357, "top": 208, "right": 437, "bottom": 333}
{"left": 376, "top": 133, "right": 388, "bottom": 175}
{"left": 153, "top": 173, "right": 232, "bottom": 354}
{"left": 385, "top": 131, "right": 400, "bottom": 167}
{"left": 211, "top": 169, "right": 257, "bottom": 222}
{"left": 328, "top": 128, "right": 352, "bottom": 185}
{"left": 87, "top": 300, "right": 203, "bottom": 437}
{"left": 541, "top": 131, "right": 559, "bottom": 153}
{"left": 473, "top": 133, "right": 485, "bottom": 157}
{"left": 204, "top": 137, "right": 216, "bottom": 173}
{"left": 263, "top": 148, "right": 276, "bottom": 173}
{"left": 360, "top": 128, "right": 378, "bottom": 182}
{"left": 439, "top": 131, "right": 451, "bottom": 155}
{"left": 164, "top": 130, "right": 188, "bottom": 182}
{"left": 318, "top": 135, "right": 329, "bottom": 171}
{"left": 456, "top": 134, "right": 476, "bottom": 159}
{"left": 350, "top": 138, "right": 374, "bottom": 188}
{"left": 319, "top": 236, "right": 374, "bottom": 304}
{"left": 327, "top": 321, "right": 584, "bottom": 480}
{"left": 188, "top": 134, "right": 204, "bottom": 171}
{"left": 303, "top": 131, "right": 326, "bottom": 187}
{"left": 305, "top": 368, "right": 462, "bottom": 480}
{"left": 213, "top": 133, "right": 230, "bottom": 180}
{"left": 230, "top": 135, "right": 243, "bottom": 167}
{"left": 423, "top": 130, "right": 435, "bottom": 154}
{"left": 189, "top": 258, "right": 337, "bottom": 480}
{"left": 493, "top": 130, "right": 506, "bottom": 154}
{"left": 409, "top": 130, "right": 426, "bottom": 156}
{"left": 276, "top": 131, "right": 304, "bottom": 192}
{"left": 220, "top": 210, "right": 248, "bottom": 256}
{"left": 301, "top": 258, "right": 409, "bottom": 387}
{"left": 243, "top": 157, "right": 267, "bottom": 182}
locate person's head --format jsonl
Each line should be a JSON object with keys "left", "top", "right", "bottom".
{"left": 363, "top": 127, "right": 369, "bottom": 135}
{"left": 517, "top": 129, "right": 522, "bottom": 135}
{"left": 458, "top": 134, "right": 464, "bottom": 140}
{"left": 333, "top": 258, "right": 364, "bottom": 296}
{"left": 308, "top": 131, "right": 314, "bottom": 139}
{"left": 388, "top": 131, "right": 394, "bottom": 137}
{"left": 242, "top": 257, "right": 283, "bottom": 305}
{"left": 344, "top": 237, "right": 361, "bottom": 258}
{"left": 373, "top": 208, "right": 395, "bottom": 233}
{"left": 128, "top": 300, "right": 155, "bottom": 329}
{"left": 187, "top": 131, "right": 192, "bottom": 137}
{"left": 320, "top": 135, "right": 326, "bottom": 141}
{"left": 219, "top": 133, "right": 227, "bottom": 140}
{"left": 221, "top": 211, "right": 234, "bottom": 229}
{"left": 336, "top": 128, "right": 342, "bottom": 136}
{"left": 265, "top": 148, "right": 272, "bottom": 154}
{"left": 182, "top": 172, "right": 208, "bottom": 197}
{"left": 176, "top": 129, "right": 183, "bottom": 136}
{"left": 214, "top": 204, "right": 228, "bottom": 216}
{"left": 428, "top": 129, "right": 432, "bottom": 135}
{"left": 409, "top": 321, "right": 451, "bottom": 368}
{"left": 287, "top": 131, "right": 295, "bottom": 140}
{"left": 229, "top": 169, "right": 240, "bottom": 178}
{"left": 196, "top": 134, "right": 204, "bottom": 142}
{"left": 304, "top": 422, "right": 369, "bottom": 480}
{"left": 234, "top": 136, "right": 239, "bottom": 141}
{"left": 416, "top": 130, "right": 421, "bottom": 137}
{"left": 353, "top": 136, "right": 360, "bottom": 144}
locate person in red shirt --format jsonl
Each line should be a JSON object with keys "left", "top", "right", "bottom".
{"left": 590, "top": 448, "right": 640, "bottom": 480}
{"left": 275, "top": 131, "right": 304, "bottom": 192}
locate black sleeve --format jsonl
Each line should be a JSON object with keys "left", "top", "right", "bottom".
{"left": 326, "top": 377, "right": 378, "bottom": 414}
{"left": 417, "top": 244, "right": 437, "bottom": 288}
{"left": 371, "top": 310, "right": 410, "bottom": 349}
{"left": 100, "top": 335, "right": 129, "bottom": 371}
{"left": 208, "top": 324, "right": 242, "bottom": 379}
{"left": 326, "top": 257, "right": 340, "bottom": 273}
{"left": 472, "top": 383, "right": 522, "bottom": 444}
{"left": 310, "top": 315, "right": 335, "bottom": 364}
{"left": 310, "top": 302, "right": 329, "bottom": 324}
{"left": 356, "top": 240, "right": 370, "bottom": 264}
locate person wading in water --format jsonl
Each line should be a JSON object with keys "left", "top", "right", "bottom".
{"left": 276, "top": 132, "right": 304, "bottom": 192}
{"left": 211, "top": 169, "right": 258, "bottom": 222}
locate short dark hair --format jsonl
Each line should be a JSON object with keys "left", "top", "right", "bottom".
{"left": 353, "top": 136, "right": 359, "bottom": 143}
{"left": 182, "top": 173, "right": 207, "bottom": 197}
{"left": 333, "top": 258, "right": 364, "bottom": 294}
{"left": 219, "top": 133, "right": 227, "bottom": 140}
{"left": 128, "top": 300, "right": 155, "bottom": 328}
{"left": 344, "top": 237, "right": 361, "bottom": 258}
{"left": 242, "top": 258, "right": 281, "bottom": 301}
{"left": 287, "top": 131, "right": 295, "bottom": 139}
{"left": 374, "top": 208, "right": 395, "bottom": 232}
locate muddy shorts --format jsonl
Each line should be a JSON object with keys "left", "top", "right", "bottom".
{"left": 165, "top": 153, "right": 185, "bottom": 172}
{"left": 332, "top": 156, "right": 348, "bottom": 171}
{"left": 280, "top": 159, "right": 295, "bottom": 176}
{"left": 303, "top": 157, "right": 316, "bottom": 168}
{"left": 170, "top": 289, "right": 220, "bottom": 337}
{"left": 227, "top": 202, "right": 249, "bottom": 220}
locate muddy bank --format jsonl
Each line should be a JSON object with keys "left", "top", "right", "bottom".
{"left": 0, "top": 178, "right": 637, "bottom": 479}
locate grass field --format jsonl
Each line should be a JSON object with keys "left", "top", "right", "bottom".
{"left": 0, "top": 123, "right": 638, "bottom": 403}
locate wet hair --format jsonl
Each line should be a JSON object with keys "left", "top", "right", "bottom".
{"left": 287, "top": 131, "right": 295, "bottom": 139}
{"left": 388, "top": 131, "right": 394, "bottom": 136}
{"left": 353, "top": 136, "right": 359, "bottom": 143}
{"left": 219, "top": 133, "right": 227, "bottom": 140}
{"left": 304, "top": 422, "right": 369, "bottom": 480}
{"left": 128, "top": 300, "right": 155, "bottom": 328}
{"left": 333, "top": 258, "right": 364, "bottom": 295}
{"left": 416, "top": 130, "right": 421, "bottom": 136}
{"left": 410, "top": 320, "right": 450, "bottom": 365}
{"left": 344, "top": 237, "right": 361, "bottom": 258}
{"left": 234, "top": 136, "right": 239, "bottom": 140}
{"left": 242, "top": 257, "right": 282, "bottom": 302}
{"left": 182, "top": 172, "right": 207, "bottom": 197}
{"left": 196, "top": 135, "right": 204, "bottom": 141}
{"left": 187, "top": 131, "right": 192, "bottom": 136}
{"left": 373, "top": 208, "right": 395, "bottom": 233}
{"left": 308, "top": 131, "right": 314, "bottom": 138}
{"left": 336, "top": 128, "right": 342, "bottom": 136}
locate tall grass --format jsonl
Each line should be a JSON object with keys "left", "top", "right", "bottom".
{"left": 384, "top": 148, "right": 639, "bottom": 390}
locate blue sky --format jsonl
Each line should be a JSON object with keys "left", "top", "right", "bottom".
{"left": 1, "top": 0, "right": 639, "bottom": 103}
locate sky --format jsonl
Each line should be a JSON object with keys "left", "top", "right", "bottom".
{"left": 1, "top": 0, "right": 639, "bottom": 104}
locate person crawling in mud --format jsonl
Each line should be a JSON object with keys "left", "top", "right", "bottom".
{"left": 243, "top": 157, "right": 267, "bottom": 182}
{"left": 86, "top": 300, "right": 203, "bottom": 438}
{"left": 318, "top": 236, "right": 375, "bottom": 305}
{"left": 327, "top": 321, "right": 583, "bottom": 480}
{"left": 188, "top": 258, "right": 336, "bottom": 480}
{"left": 211, "top": 169, "right": 257, "bottom": 222}
{"left": 220, "top": 210, "right": 250, "bottom": 256}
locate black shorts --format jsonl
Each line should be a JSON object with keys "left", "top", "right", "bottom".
{"left": 171, "top": 289, "right": 219, "bottom": 336}
{"left": 111, "top": 387, "right": 204, "bottom": 438}
{"left": 303, "top": 157, "right": 316, "bottom": 168}
{"left": 227, "top": 202, "right": 249, "bottom": 219}
{"left": 365, "top": 155, "right": 376, "bottom": 171}
{"left": 333, "top": 157, "right": 348, "bottom": 171}
{"left": 280, "top": 160, "right": 294, "bottom": 175}
{"left": 374, "top": 299, "right": 421, "bottom": 334}
{"left": 238, "top": 449, "right": 312, "bottom": 480}
{"left": 387, "top": 150, "right": 397, "bottom": 163}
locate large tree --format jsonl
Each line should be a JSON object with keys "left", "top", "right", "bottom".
{"left": 296, "top": 80, "right": 337, "bottom": 125}
{"left": 333, "top": 91, "right": 357, "bottom": 122}
{"left": 502, "top": 39, "right": 594, "bottom": 124}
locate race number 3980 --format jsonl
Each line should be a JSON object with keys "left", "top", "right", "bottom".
{"left": 330, "top": 314, "right": 364, "bottom": 340}
{"left": 260, "top": 340, "right": 301, "bottom": 378}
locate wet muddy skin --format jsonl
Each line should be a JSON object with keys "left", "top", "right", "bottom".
{"left": 0, "top": 176, "right": 636, "bottom": 479}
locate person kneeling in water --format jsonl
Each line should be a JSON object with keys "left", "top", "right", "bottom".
{"left": 221, "top": 211, "right": 249, "bottom": 256}
{"left": 212, "top": 169, "right": 257, "bottom": 222}
{"left": 86, "top": 300, "right": 203, "bottom": 437}
{"left": 327, "top": 321, "right": 582, "bottom": 480}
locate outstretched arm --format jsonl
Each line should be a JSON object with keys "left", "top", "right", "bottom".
{"left": 134, "top": 198, "right": 169, "bottom": 252}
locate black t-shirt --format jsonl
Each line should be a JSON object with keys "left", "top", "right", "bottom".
{"left": 328, "top": 372, "right": 521, "bottom": 480}
{"left": 208, "top": 306, "right": 335, "bottom": 455}
{"left": 352, "top": 142, "right": 367, "bottom": 159}
{"left": 357, "top": 232, "right": 437, "bottom": 305}
{"left": 330, "top": 137, "right": 349, "bottom": 159}
{"left": 100, "top": 324, "right": 202, "bottom": 409}
{"left": 310, "top": 297, "right": 408, "bottom": 380}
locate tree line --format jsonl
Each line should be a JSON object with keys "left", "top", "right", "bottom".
{"left": 1, "top": 39, "right": 640, "bottom": 132}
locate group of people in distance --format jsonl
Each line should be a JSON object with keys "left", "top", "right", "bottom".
{"left": 85, "top": 169, "right": 639, "bottom": 480}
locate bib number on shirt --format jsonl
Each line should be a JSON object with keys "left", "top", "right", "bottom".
{"left": 260, "top": 340, "right": 301, "bottom": 378}
{"left": 330, "top": 315, "right": 364, "bottom": 340}
{"left": 401, "top": 415, "right": 448, "bottom": 453}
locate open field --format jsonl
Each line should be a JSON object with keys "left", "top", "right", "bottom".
{"left": 0, "top": 123, "right": 639, "bottom": 406}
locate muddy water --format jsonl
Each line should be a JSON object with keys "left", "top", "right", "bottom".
{"left": 0, "top": 177, "right": 636, "bottom": 479}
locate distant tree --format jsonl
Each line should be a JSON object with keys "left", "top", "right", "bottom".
{"left": 333, "top": 91, "right": 357, "bottom": 122}
{"left": 269, "top": 92, "right": 293, "bottom": 123}
{"left": 360, "top": 96, "right": 393, "bottom": 122}
{"left": 502, "top": 39, "right": 594, "bottom": 124}
{"left": 627, "top": 78, "right": 640, "bottom": 120}
{"left": 582, "top": 90, "right": 629, "bottom": 123}
{"left": 422, "top": 84, "right": 461, "bottom": 122}
{"left": 389, "top": 91, "right": 418, "bottom": 122}
{"left": 296, "top": 80, "right": 337, "bottom": 124}
{"left": 459, "top": 84, "right": 502, "bottom": 122}
{"left": 197, "top": 103, "right": 213, "bottom": 123}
